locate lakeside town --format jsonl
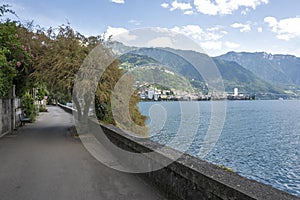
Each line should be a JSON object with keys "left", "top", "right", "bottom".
{"left": 137, "top": 82, "right": 255, "bottom": 101}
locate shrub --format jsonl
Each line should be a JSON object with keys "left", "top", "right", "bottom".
{"left": 39, "top": 104, "right": 47, "bottom": 112}
{"left": 22, "top": 92, "right": 36, "bottom": 121}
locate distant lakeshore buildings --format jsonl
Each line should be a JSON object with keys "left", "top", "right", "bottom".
{"left": 138, "top": 84, "right": 255, "bottom": 101}
{"left": 227, "top": 88, "right": 255, "bottom": 100}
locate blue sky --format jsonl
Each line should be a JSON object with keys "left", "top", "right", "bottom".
{"left": 2, "top": 0, "right": 300, "bottom": 56}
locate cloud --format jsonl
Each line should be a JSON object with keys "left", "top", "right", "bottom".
{"left": 171, "top": 25, "right": 230, "bottom": 52}
{"left": 171, "top": 25, "right": 227, "bottom": 41}
{"left": 194, "top": 0, "right": 218, "bottom": 15}
{"left": 264, "top": 16, "right": 300, "bottom": 40}
{"left": 257, "top": 27, "right": 263, "bottom": 33}
{"left": 106, "top": 26, "right": 127, "bottom": 36}
{"left": 224, "top": 41, "right": 240, "bottom": 49}
{"left": 201, "top": 41, "right": 222, "bottom": 50}
{"left": 161, "top": 3, "right": 169, "bottom": 8}
{"left": 102, "top": 26, "right": 244, "bottom": 55}
{"left": 111, "top": 0, "right": 125, "bottom": 4}
{"left": 241, "top": 8, "right": 250, "bottom": 15}
{"left": 194, "top": 0, "right": 268, "bottom": 16}
{"left": 184, "top": 10, "right": 194, "bottom": 15}
{"left": 264, "top": 17, "right": 277, "bottom": 29}
{"left": 231, "top": 23, "right": 251, "bottom": 32}
{"left": 202, "top": 41, "right": 240, "bottom": 51}
{"left": 104, "top": 26, "right": 136, "bottom": 41}
{"left": 170, "top": 1, "right": 192, "bottom": 11}
{"left": 147, "top": 37, "right": 175, "bottom": 48}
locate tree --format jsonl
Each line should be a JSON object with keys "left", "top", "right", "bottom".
{"left": 31, "top": 25, "right": 86, "bottom": 101}
{"left": 30, "top": 24, "right": 147, "bottom": 136}
{"left": 109, "top": 71, "right": 148, "bottom": 136}
{"left": 0, "top": 6, "right": 31, "bottom": 97}
{"left": 1, "top": 4, "right": 147, "bottom": 136}
{"left": 0, "top": 48, "right": 15, "bottom": 97}
{"left": 0, "top": 4, "right": 16, "bottom": 17}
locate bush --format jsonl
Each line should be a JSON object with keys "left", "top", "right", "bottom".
{"left": 39, "top": 105, "right": 47, "bottom": 112}
{"left": 22, "top": 92, "right": 36, "bottom": 121}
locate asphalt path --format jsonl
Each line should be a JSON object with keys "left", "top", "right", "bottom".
{"left": 0, "top": 106, "right": 165, "bottom": 200}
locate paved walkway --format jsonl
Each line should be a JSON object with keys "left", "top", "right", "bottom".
{"left": 0, "top": 106, "right": 165, "bottom": 200}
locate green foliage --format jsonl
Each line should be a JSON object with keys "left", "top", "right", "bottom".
{"left": 95, "top": 60, "right": 124, "bottom": 124}
{"left": 35, "top": 83, "right": 48, "bottom": 101}
{"left": 190, "top": 80, "right": 208, "bottom": 94}
{"left": 0, "top": 15, "right": 32, "bottom": 97}
{"left": 0, "top": 48, "right": 16, "bottom": 97}
{"left": 119, "top": 52, "right": 198, "bottom": 92}
{"left": 0, "top": 4, "right": 147, "bottom": 134}
{"left": 22, "top": 92, "right": 36, "bottom": 121}
{"left": 127, "top": 66, "right": 194, "bottom": 92}
{"left": 131, "top": 47, "right": 204, "bottom": 81}
{"left": 31, "top": 24, "right": 92, "bottom": 103}
{"left": 119, "top": 53, "right": 160, "bottom": 70}
{"left": 26, "top": 24, "right": 148, "bottom": 136}
{"left": 95, "top": 60, "right": 148, "bottom": 136}
{"left": 39, "top": 105, "right": 47, "bottom": 112}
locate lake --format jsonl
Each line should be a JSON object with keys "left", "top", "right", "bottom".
{"left": 139, "top": 100, "right": 300, "bottom": 197}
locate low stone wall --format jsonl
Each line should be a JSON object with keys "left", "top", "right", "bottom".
{"left": 57, "top": 103, "right": 76, "bottom": 114}
{"left": 98, "top": 124, "right": 299, "bottom": 200}
{"left": 0, "top": 98, "right": 23, "bottom": 137}
{"left": 0, "top": 99, "right": 12, "bottom": 137}
{"left": 58, "top": 104, "right": 300, "bottom": 200}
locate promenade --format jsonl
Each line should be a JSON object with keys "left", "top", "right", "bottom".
{"left": 0, "top": 106, "right": 165, "bottom": 200}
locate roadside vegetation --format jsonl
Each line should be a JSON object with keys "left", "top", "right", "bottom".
{"left": 0, "top": 4, "right": 147, "bottom": 136}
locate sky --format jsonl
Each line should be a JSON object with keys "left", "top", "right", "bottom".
{"left": 1, "top": 0, "right": 300, "bottom": 57}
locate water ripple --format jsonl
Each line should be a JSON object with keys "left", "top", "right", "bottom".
{"left": 139, "top": 100, "right": 300, "bottom": 197}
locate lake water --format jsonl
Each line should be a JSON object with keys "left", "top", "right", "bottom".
{"left": 139, "top": 100, "right": 300, "bottom": 197}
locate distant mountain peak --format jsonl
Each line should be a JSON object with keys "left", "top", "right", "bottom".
{"left": 217, "top": 51, "right": 300, "bottom": 87}
{"left": 222, "top": 51, "right": 298, "bottom": 58}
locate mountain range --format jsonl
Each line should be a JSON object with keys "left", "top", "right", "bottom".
{"left": 217, "top": 52, "right": 300, "bottom": 88}
{"left": 114, "top": 42, "right": 299, "bottom": 99}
